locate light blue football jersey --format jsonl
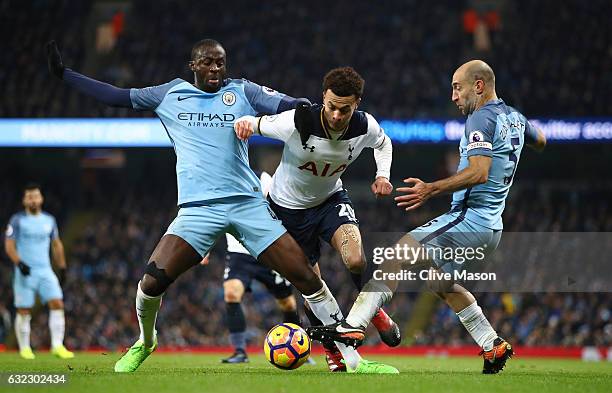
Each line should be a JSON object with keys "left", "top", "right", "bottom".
{"left": 130, "top": 79, "right": 288, "bottom": 205}
{"left": 451, "top": 99, "right": 538, "bottom": 230}
{"left": 6, "top": 211, "right": 59, "bottom": 270}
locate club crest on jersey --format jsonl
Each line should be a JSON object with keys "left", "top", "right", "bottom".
{"left": 222, "top": 91, "right": 236, "bottom": 106}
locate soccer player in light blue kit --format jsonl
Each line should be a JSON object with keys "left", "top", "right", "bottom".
{"left": 46, "top": 39, "right": 397, "bottom": 373}
{"left": 307, "top": 60, "right": 546, "bottom": 374}
{"left": 4, "top": 184, "right": 74, "bottom": 359}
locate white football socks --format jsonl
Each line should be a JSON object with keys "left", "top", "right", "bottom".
{"left": 15, "top": 313, "right": 31, "bottom": 350}
{"left": 136, "top": 282, "right": 162, "bottom": 348}
{"left": 49, "top": 309, "right": 66, "bottom": 348}
{"left": 345, "top": 280, "right": 393, "bottom": 329}
{"left": 303, "top": 281, "right": 362, "bottom": 369}
{"left": 456, "top": 301, "right": 497, "bottom": 351}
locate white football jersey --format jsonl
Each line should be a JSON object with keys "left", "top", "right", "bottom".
{"left": 258, "top": 105, "right": 388, "bottom": 209}
{"left": 226, "top": 171, "right": 273, "bottom": 254}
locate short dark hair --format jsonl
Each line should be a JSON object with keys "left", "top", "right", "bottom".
{"left": 322, "top": 67, "right": 365, "bottom": 98}
{"left": 191, "top": 39, "right": 223, "bottom": 60}
{"left": 23, "top": 182, "right": 41, "bottom": 194}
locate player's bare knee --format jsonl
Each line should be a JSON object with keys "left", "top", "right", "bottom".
{"left": 224, "top": 292, "right": 242, "bottom": 303}
{"left": 223, "top": 280, "right": 244, "bottom": 303}
{"left": 141, "top": 261, "right": 174, "bottom": 296}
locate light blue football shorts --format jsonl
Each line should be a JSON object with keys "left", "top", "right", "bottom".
{"left": 13, "top": 267, "right": 63, "bottom": 308}
{"left": 409, "top": 208, "right": 502, "bottom": 274}
{"left": 165, "top": 195, "right": 287, "bottom": 258}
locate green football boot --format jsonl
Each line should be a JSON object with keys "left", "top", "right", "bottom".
{"left": 348, "top": 359, "right": 399, "bottom": 374}
{"left": 114, "top": 337, "right": 157, "bottom": 373}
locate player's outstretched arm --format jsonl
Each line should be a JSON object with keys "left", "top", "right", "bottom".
{"left": 235, "top": 110, "right": 296, "bottom": 143}
{"left": 395, "top": 155, "right": 491, "bottom": 211}
{"left": 46, "top": 40, "right": 132, "bottom": 108}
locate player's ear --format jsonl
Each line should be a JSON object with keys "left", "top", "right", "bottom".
{"left": 355, "top": 97, "right": 361, "bottom": 108}
{"left": 475, "top": 79, "right": 484, "bottom": 95}
{"left": 188, "top": 60, "right": 196, "bottom": 72}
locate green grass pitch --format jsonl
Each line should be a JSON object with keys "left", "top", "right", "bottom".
{"left": 0, "top": 352, "right": 610, "bottom": 393}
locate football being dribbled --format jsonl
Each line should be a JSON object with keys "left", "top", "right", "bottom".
{"left": 263, "top": 323, "right": 311, "bottom": 370}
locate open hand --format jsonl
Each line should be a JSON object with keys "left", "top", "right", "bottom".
{"left": 394, "top": 177, "right": 434, "bottom": 211}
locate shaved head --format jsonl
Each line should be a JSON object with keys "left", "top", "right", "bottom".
{"left": 451, "top": 60, "right": 497, "bottom": 115}
{"left": 191, "top": 39, "right": 224, "bottom": 60}
{"left": 455, "top": 60, "right": 495, "bottom": 89}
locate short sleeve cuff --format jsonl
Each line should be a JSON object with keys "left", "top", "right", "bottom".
{"left": 467, "top": 145, "right": 493, "bottom": 157}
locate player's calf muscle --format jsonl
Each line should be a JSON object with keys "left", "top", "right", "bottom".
{"left": 259, "top": 234, "right": 322, "bottom": 295}
{"left": 141, "top": 235, "right": 201, "bottom": 296}
{"left": 332, "top": 224, "right": 365, "bottom": 272}
{"left": 223, "top": 280, "right": 245, "bottom": 302}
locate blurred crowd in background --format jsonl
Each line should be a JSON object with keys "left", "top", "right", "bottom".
{"left": 3, "top": 1, "right": 610, "bottom": 119}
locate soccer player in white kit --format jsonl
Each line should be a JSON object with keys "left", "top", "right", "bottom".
{"left": 234, "top": 67, "right": 400, "bottom": 372}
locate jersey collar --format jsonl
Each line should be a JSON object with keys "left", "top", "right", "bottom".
{"left": 319, "top": 108, "right": 350, "bottom": 140}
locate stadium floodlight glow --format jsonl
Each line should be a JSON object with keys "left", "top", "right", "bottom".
{"left": 0, "top": 118, "right": 610, "bottom": 147}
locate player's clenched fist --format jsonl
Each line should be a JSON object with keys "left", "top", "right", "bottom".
{"left": 234, "top": 116, "right": 255, "bottom": 141}
{"left": 371, "top": 177, "right": 393, "bottom": 197}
